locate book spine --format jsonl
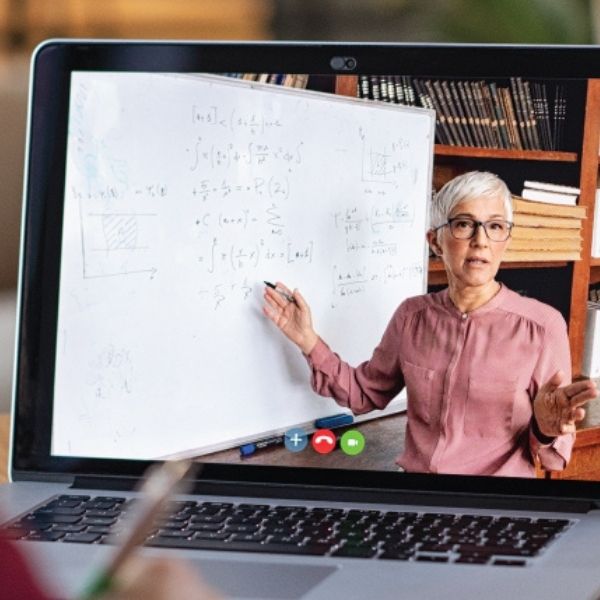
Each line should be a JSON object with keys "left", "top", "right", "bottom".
{"left": 387, "top": 75, "right": 397, "bottom": 103}
{"left": 516, "top": 77, "right": 537, "bottom": 150}
{"left": 449, "top": 80, "right": 475, "bottom": 146}
{"left": 480, "top": 82, "right": 501, "bottom": 148}
{"left": 394, "top": 76, "right": 405, "bottom": 105}
{"left": 441, "top": 80, "right": 468, "bottom": 146}
{"left": 457, "top": 80, "right": 481, "bottom": 147}
{"left": 510, "top": 77, "right": 530, "bottom": 150}
{"left": 523, "top": 80, "right": 541, "bottom": 150}
{"left": 358, "top": 75, "right": 369, "bottom": 99}
{"left": 423, "top": 79, "right": 451, "bottom": 145}
{"left": 432, "top": 80, "right": 459, "bottom": 145}
{"left": 461, "top": 81, "right": 485, "bottom": 147}
{"left": 474, "top": 81, "right": 494, "bottom": 147}
{"left": 531, "top": 83, "right": 548, "bottom": 150}
{"left": 502, "top": 86, "right": 523, "bottom": 150}
{"left": 370, "top": 75, "right": 381, "bottom": 101}
{"left": 379, "top": 76, "right": 389, "bottom": 102}
{"left": 488, "top": 83, "right": 507, "bottom": 149}
{"left": 404, "top": 76, "right": 417, "bottom": 106}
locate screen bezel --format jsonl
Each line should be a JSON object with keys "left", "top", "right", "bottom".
{"left": 12, "top": 40, "right": 600, "bottom": 500}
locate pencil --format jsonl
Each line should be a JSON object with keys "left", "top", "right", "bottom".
{"left": 79, "top": 459, "right": 193, "bottom": 599}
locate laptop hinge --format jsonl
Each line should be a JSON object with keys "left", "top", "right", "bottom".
{"left": 71, "top": 476, "right": 596, "bottom": 513}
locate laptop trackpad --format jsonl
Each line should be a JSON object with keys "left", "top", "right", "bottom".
{"left": 193, "top": 559, "right": 337, "bottom": 599}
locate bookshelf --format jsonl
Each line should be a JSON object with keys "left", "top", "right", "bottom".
{"left": 435, "top": 145, "right": 577, "bottom": 162}
{"left": 335, "top": 75, "right": 600, "bottom": 376}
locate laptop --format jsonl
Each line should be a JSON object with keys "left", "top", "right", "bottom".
{"left": 2, "top": 40, "right": 600, "bottom": 600}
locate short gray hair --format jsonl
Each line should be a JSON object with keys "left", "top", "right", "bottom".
{"left": 430, "top": 171, "right": 513, "bottom": 230}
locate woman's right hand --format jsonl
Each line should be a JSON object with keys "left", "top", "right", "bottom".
{"left": 262, "top": 282, "right": 318, "bottom": 355}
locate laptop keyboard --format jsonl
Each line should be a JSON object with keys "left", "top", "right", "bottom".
{"left": 0, "top": 494, "right": 571, "bottom": 566}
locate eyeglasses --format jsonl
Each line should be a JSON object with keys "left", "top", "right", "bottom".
{"left": 435, "top": 217, "right": 513, "bottom": 242}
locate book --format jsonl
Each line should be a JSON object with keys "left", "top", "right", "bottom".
{"left": 582, "top": 304, "right": 600, "bottom": 378}
{"left": 592, "top": 189, "right": 600, "bottom": 258}
{"left": 523, "top": 180, "right": 580, "bottom": 195}
{"left": 512, "top": 213, "right": 582, "bottom": 229}
{"left": 293, "top": 74, "right": 310, "bottom": 89}
{"left": 508, "top": 237, "right": 581, "bottom": 251}
{"left": 511, "top": 226, "right": 581, "bottom": 240}
{"left": 379, "top": 76, "right": 566, "bottom": 151}
{"left": 512, "top": 196, "right": 585, "bottom": 218}
{"left": 503, "top": 249, "right": 581, "bottom": 262}
{"left": 520, "top": 188, "right": 578, "bottom": 206}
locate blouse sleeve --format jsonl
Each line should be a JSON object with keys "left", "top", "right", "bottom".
{"left": 528, "top": 312, "right": 575, "bottom": 471}
{"left": 305, "top": 307, "right": 406, "bottom": 415}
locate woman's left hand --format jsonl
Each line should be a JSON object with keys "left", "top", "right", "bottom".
{"left": 533, "top": 370, "right": 598, "bottom": 438}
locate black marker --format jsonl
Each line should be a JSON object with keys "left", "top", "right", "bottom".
{"left": 264, "top": 280, "right": 298, "bottom": 305}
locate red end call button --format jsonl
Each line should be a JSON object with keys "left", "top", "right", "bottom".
{"left": 311, "top": 429, "right": 336, "bottom": 454}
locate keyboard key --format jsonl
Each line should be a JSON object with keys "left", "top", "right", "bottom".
{"left": 224, "top": 524, "right": 260, "bottom": 534}
{"left": 455, "top": 555, "right": 490, "bottom": 564}
{"left": 492, "top": 559, "right": 527, "bottom": 567}
{"left": 86, "top": 510, "right": 121, "bottom": 519}
{"left": 156, "top": 530, "right": 193, "bottom": 538}
{"left": 191, "top": 515, "right": 227, "bottom": 524}
{"left": 25, "top": 515, "right": 82, "bottom": 525}
{"left": 188, "top": 522, "right": 223, "bottom": 532}
{"left": 27, "top": 531, "right": 65, "bottom": 542}
{"left": 229, "top": 533, "right": 267, "bottom": 543}
{"left": 34, "top": 507, "right": 85, "bottom": 517}
{"left": 52, "top": 524, "right": 87, "bottom": 533}
{"left": 379, "top": 551, "right": 414, "bottom": 561}
{"left": 416, "top": 555, "right": 449, "bottom": 563}
{"left": 146, "top": 536, "right": 331, "bottom": 555}
{"left": 332, "top": 545, "right": 377, "bottom": 558}
{"left": 82, "top": 518, "right": 117, "bottom": 527}
{"left": 193, "top": 532, "right": 231, "bottom": 541}
{"left": 86, "top": 526, "right": 113, "bottom": 535}
{"left": 58, "top": 495, "right": 90, "bottom": 502}
{"left": 63, "top": 532, "right": 102, "bottom": 544}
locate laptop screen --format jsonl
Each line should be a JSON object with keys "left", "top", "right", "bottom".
{"left": 12, "top": 42, "right": 600, "bottom": 495}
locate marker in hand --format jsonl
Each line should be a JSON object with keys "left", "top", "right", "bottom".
{"left": 264, "top": 281, "right": 297, "bottom": 305}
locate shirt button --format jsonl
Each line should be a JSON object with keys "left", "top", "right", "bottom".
{"left": 461, "top": 313, "right": 468, "bottom": 320}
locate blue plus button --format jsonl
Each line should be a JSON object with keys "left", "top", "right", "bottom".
{"left": 284, "top": 428, "right": 308, "bottom": 452}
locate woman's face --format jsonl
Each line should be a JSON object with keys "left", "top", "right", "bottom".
{"left": 428, "top": 194, "right": 511, "bottom": 291}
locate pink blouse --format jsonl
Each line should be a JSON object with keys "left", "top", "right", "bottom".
{"left": 307, "top": 285, "right": 574, "bottom": 477}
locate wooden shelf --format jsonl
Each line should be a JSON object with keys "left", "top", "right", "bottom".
{"left": 435, "top": 145, "right": 578, "bottom": 162}
{"left": 428, "top": 258, "right": 568, "bottom": 272}
{"left": 591, "top": 258, "right": 600, "bottom": 267}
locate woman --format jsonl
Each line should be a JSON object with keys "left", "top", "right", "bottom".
{"left": 263, "top": 171, "right": 598, "bottom": 477}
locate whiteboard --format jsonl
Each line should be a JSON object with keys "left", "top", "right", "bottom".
{"left": 51, "top": 73, "right": 434, "bottom": 460}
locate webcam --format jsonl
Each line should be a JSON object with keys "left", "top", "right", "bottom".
{"left": 330, "top": 56, "right": 358, "bottom": 71}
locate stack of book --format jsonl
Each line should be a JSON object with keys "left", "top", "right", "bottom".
{"left": 506, "top": 196, "right": 585, "bottom": 262}
{"left": 521, "top": 180, "right": 579, "bottom": 206}
{"left": 357, "top": 76, "right": 566, "bottom": 151}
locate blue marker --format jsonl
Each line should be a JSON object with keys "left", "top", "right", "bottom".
{"left": 240, "top": 435, "right": 284, "bottom": 457}
{"left": 314, "top": 413, "right": 354, "bottom": 430}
